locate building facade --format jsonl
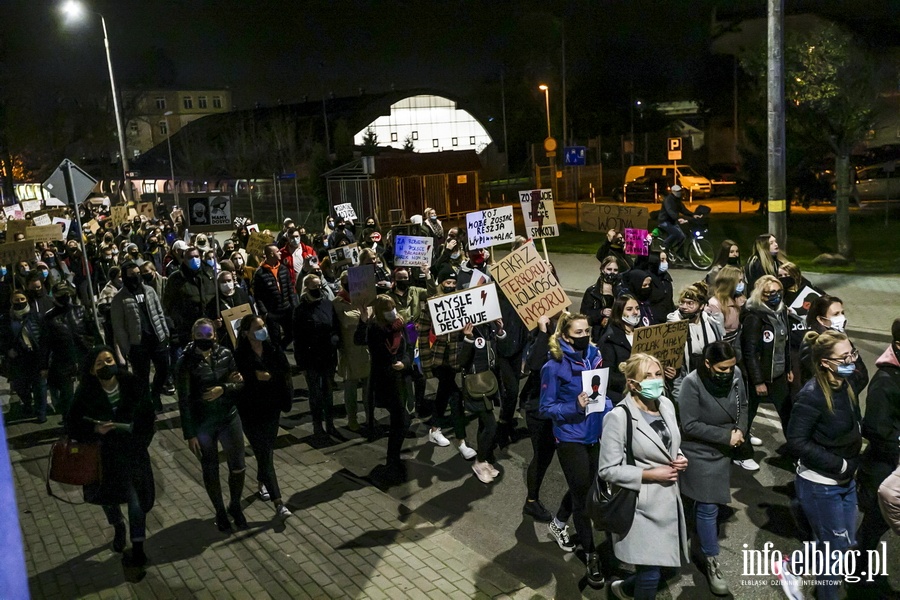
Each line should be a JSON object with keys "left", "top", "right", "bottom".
{"left": 124, "top": 89, "right": 233, "bottom": 156}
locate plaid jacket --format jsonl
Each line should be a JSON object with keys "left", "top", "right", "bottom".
{"left": 416, "top": 308, "right": 461, "bottom": 374}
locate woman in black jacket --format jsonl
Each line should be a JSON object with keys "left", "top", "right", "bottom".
{"left": 621, "top": 270, "right": 658, "bottom": 328}
{"left": 786, "top": 330, "right": 866, "bottom": 600}
{"left": 234, "top": 315, "right": 293, "bottom": 519}
{"left": 176, "top": 318, "right": 246, "bottom": 532}
{"left": 798, "top": 294, "right": 868, "bottom": 389}
{"left": 599, "top": 294, "right": 642, "bottom": 402}
{"left": 209, "top": 270, "right": 254, "bottom": 349}
{"left": 293, "top": 274, "right": 341, "bottom": 437}
{"left": 65, "top": 346, "right": 155, "bottom": 567}
{"left": 744, "top": 233, "right": 786, "bottom": 292}
{"left": 580, "top": 256, "right": 622, "bottom": 343}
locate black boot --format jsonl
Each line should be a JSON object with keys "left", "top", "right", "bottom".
{"left": 112, "top": 522, "right": 126, "bottom": 552}
{"left": 202, "top": 470, "right": 230, "bottom": 531}
{"left": 586, "top": 552, "right": 605, "bottom": 588}
{"left": 124, "top": 541, "right": 148, "bottom": 568}
{"left": 228, "top": 470, "right": 248, "bottom": 529}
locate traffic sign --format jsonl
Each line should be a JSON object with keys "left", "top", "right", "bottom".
{"left": 278, "top": 172, "right": 297, "bottom": 180}
{"left": 563, "top": 146, "right": 587, "bottom": 166}
{"left": 667, "top": 137, "right": 682, "bottom": 161}
{"left": 43, "top": 159, "right": 97, "bottom": 206}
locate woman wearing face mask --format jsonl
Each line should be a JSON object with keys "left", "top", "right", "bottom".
{"left": 0, "top": 291, "right": 48, "bottom": 422}
{"left": 705, "top": 239, "right": 741, "bottom": 287}
{"left": 786, "top": 330, "right": 866, "bottom": 600}
{"left": 739, "top": 275, "right": 793, "bottom": 469}
{"left": 581, "top": 256, "right": 622, "bottom": 343}
{"left": 666, "top": 285, "right": 725, "bottom": 402}
{"left": 421, "top": 207, "right": 444, "bottom": 246}
{"left": 41, "top": 250, "right": 71, "bottom": 287}
{"left": 210, "top": 271, "right": 253, "bottom": 349}
{"left": 139, "top": 261, "right": 167, "bottom": 301}
{"left": 678, "top": 341, "right": 748, "bottom": 596}
{"left": 293, "top": 274, "right": 341, "bottom": 438}
{"left": 621, "top": 269, "right": 657, "bottom": 327}
{"left": 706, "top": 266, "right": 746, "bottom": 357}
{"left": 744, "top": 233, "right": 786, "bottom": 292}
{"left": 799, "top": 295, "right": 868, "bottom": 389}
{"left": 600, "top": 294, "right": 642, "bottom": 403}
{"left": 234, "top": 315, "right": 293, "bottom": 519}
{"left": 539, "top": 312, "right": 611, "bottom": 589}
{"left": 355, "top": 295, "right": 414, "bottom": 475}
{"left": 176, "top": 318, "right": 246, "bottom": 532}
{"left": 601, "top": 353, "right": 689, "bottom": 600}
{"left": 65, "top": 346, "right": 156, "bottom": 567}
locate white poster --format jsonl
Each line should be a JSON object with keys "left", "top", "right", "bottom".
{"left": 31, "top": 214, "right": 51, "bottom": 226}
{"left": 393, "top": 235, "right": 434, "bottom": 267}
{"left": 466, "top": 206, "right": 515, "bottom": 249}
{"left": 3, "top": 205, "right": 23, "bottom": 220}
{"left": 465, "top": 268, "right": 490, "bottom": 289}
{"left": 426, "top": 283, "right": 502, "bottom": 335}
{"left": 789, "top": 286, "right": 821, "bottom": 317}
{"left": 21, "top": 199, "right": 41, "bottom": 214}
{"left": 518, "top": 188, "right": 559, "bottom": 238}
{"left": 334, "top": 203, "right": 358, "bottom": 222}
{"left": 581, "top": 368, "right": 610, "bottom": 415}
{"left": 52, "top": 217, "right": 72, "bottom": 239}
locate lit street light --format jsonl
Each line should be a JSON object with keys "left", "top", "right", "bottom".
{"left": 163, "top": 111, "right": 179, "bottom": 206}
{"left": 60, "top": 0, "right": 131, "bottom": 202}
{"left": 538, "top": 84, "right": 552, "bottom": 139}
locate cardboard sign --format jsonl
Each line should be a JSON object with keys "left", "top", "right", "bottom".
{"left": 630, "top": 320, "right": 690, "bottom": 370}
{"left": 187, "top": 195, "right": 233, "bottom": 231}
{"left": 3, "top": 205, "right": 23, "bottom": 220}
{"left": 334, "top": 203, "right": 357, "bottom": 222}
{"left": 245, "top": 231, "right": 274, "bottom": 257}
{"left": 578, "top": 203, "right": 649, "bottom": 233}
{"left": 518, "top": 189, "right": 559, "bottom": 238}
{"left": 581, "top": 368, "right": 610, "bottom": 415}
{"left": 466, "top": 206, "right": 516, "bottom": 249}
{"left": 0, "top": 240, "right": 36, "bottom": 265}
{"left": 52, "top": 217, "right": 72, "bottom": 239}
{"left": 31, "top": 214, "right": 51, "bottom": 226}
{"left": 347, "top": 264, "right": 376, "bottom": 306}
{"left": 624, "top": 228, "right": 650, "bottom": 256}
{"left": 110, "top": 205, "right": 129, "bottom": 227}
{"left": 490, "top": 241, "right": 571, "bottom": 330}
{"left": 85, "top": 219, "right": 101, "bottom": 234}
{"left": 137, "top": 202, "right": 156, "bottom": 220}
{"left": 393, "top": 235, "right": 434, "bottom": 267}
{"left": 426, "top": 283, "right": 502, "bottom": 335}
{"left": 25, "top": 224, "right": 64, "bottom": 244}
{"left": 328, "top": 244, "right": 360, "bottom": 267}
{"left": 20, "top": 199, "right": 41, "bottom": 214}
{"left": 220, "top": 303, "right": 253, "bottom": 347}
{"left": 6, "top": 220, "right": 27, "bottom": 240}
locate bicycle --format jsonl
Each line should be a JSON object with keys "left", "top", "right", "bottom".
{"left": 649, "top": 205, "right": 714, "bottom": 270}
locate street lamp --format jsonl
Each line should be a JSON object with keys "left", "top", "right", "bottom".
{"left": 60, "top": 0, "right": 131, "bottom": 202}
{"left": 163, "top": 111, "right": 179, "bottom": 206}
{"left": 538, "top": 84, "right": 551, "bottom": 139}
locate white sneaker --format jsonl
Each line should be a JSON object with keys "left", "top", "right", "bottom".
{"left": 275, "top": 504, "right": 292, "bottom": 519}
{"left": 258, "top": 484, "right": 270, "bottom": 501}
{"left": 772, "top": 557, "right": 803, "bottom": 600}
{"left": 733, "top": 458, "right": 760, "bottom": 471}
{"left": 457, "top": 441, "right": 477, "bottom": 460}
{"left": 486, "top": 463, "right": 500, "bottom": 477}
{"left": 472, "top": 461, "right": 495, "bottom": 483}
{"left": 750, "top": 435, "right": 763, "bottom": 447}
{"left": 428, "top": 428, "right": 451, "bottom": 447}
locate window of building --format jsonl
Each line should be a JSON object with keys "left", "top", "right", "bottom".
{"left": 452, "top": 137, "right": 458, "bottom": 147}
{"left": 432, "top": 139, "right": 439, "bottom": 148}
{"left": 470, "top": 136, "right": 476, "bottom": 145}
{"left": 391, "top": 132, "right": 398, "bottom": 142}
{"left": 129, "top": 122, "right": 139, "bottom": 135}
{"left": 198, "top": 96, "right": 208, "bottom": 109}
{"left": 213, "top": 96, "right": 222, "bottom": 109}
{"left": 183, "top": 96, "right": 193, "bottom": 109}
{"left": 155, "top": 97, "right": 166, "bottom": 110}
{"left": 159, "top": 121, "right": 168, "bottom": 135}
{"left": 412, "top": 131, "right": 418, "bottom": 140}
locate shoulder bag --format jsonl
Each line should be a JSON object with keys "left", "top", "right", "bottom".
{"left": 462, "top": 335, "right": 499, "bottom": 412}
{"left": 589, "top": 404, "right": 638, "bottom": 535}
{"left": 46, "top": 436, "right": 101, "bottom": 502}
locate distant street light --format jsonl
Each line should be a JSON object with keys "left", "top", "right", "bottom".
{"left": 538, "top": 84, "right": 552, "bottom": 139}
{"left": 60, "top": 0, "right": 131, "bottom": 202}
{"left": 163, "top": 111, "right": 179, "bottom": 206}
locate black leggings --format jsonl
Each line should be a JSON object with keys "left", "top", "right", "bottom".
{"left": 525, "top": 410, "right": 557, "bottom": 501}
{"left": 243, "top": 415, "right": 282, "bottom": 502}
{"left": 747, "top": 372, "right": 791, "bottom": 433}
{"left": 556, "top": 441, "right": 600, "bottom": 553}
{"left": 496, "top": 352, "right": 522, "bottom": 423}
{"left": 431, "top": 365, "right": 467, "bottom": 440}
{"left": 474, "top": 408, "right": 497, "bottom": 462}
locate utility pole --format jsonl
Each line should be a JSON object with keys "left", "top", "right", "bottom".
{"left": 767, "top": 0, "right": 787, "bottom": 248}
{"left": 561, "top": 21, "right": 567, "bottom": 147}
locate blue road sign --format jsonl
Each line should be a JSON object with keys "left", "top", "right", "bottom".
{"left": 278, "top": 172, "right": 297, "bottom": 180}
{"left": 563, "top": 146, "right": 586, "bottom": 166}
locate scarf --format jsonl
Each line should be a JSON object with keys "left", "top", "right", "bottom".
{"left": 426, "top": 220, "right": 444, "bottom": 238}
{"left": 385, "top": 317, "right": 404, "bottom": 356}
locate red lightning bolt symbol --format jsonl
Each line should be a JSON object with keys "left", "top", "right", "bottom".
{"left": 481, "top": 289, "right": 487, "bottom": 304}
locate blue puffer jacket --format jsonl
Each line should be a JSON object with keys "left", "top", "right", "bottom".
{"left": 539, "top": 341, "right": 612, "bottom": 444}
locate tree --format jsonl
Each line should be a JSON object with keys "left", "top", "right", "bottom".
{"left": 402, "top": 135, "right": 415, "bottom": 152}
{"left": 361, "top": 127, "right": 378, "bottom": 156}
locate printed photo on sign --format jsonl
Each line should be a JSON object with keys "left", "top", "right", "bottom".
{"left": 518, "top": 188, "right": 560, "bottom": 238}
{"left": 490, "top": 241, "right": 571, "bottom": 330}
{"left": 328, "top": 244, "right": 360, "bottom": 267}
{"left": 789, "top": 286, "right": 821, "bottom": 318}
{"left": 393, "top": 235, "right": 434, "bottom": 268}
{"left": 465, "top": 206, "right": 515, "bottom": 249}
{"left": 334, "top": 203, "right": 358, "bottom": 222}
{"left": 581, "top": 368, "right": 610, "bottom": 415}
{"left": 209, "top": 196, "right": 232, "bottom": 226}
{"left": 52, "top": 217, "right": 72, "bottom": 239}
{"left": 426, "top": 283, "right": 502, "bottom": 335}
{"left": 246, "top": 223, "right": 260, "bottom": 234}
{"left": 624, "top": 228, "right": 650, "bottom": 256}
{"left": 347, "top": 264, "right": 376, "bottom": 306}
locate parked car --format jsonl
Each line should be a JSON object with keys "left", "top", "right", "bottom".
{"left": 855, "top": 161, "right": 900, "bottom": 200}
{"left": 612, "top": 164, "right": 713, "bottom": 201}
{"left": 618, "top": 175, "right": 669, "bottom": 203}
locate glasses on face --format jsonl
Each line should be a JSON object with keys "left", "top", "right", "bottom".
{"left": 762, "top": 289, "right": 781, "bottom": 298}
{"left": 679, "top": 300, "right": 699, "bottom": 309}
{"left": 824, "top": 349, "right": 859, "bottom": 364}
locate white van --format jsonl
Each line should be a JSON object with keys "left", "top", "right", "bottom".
{"left": 855, "top": 161, "right": 900, "bottom": 200}
{"left": 624, "top": 164, "right": 712, "bottom": 198}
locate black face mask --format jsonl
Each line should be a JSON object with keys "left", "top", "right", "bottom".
{"left": 124, "top": 275, "right": 142, "bottom": 291}
{"left": 678, "top": 308, "right": 698, "bottom": 321}
{"left": 142, "top": 273, "right": 155, "bottom": 284}
{"left": 601, "top": 272, "right": 620, "bottom": 285}
{"left": 726, "top": 256, "right": 740, "bottom": 266}
{"left": 194, "top": 338, "right": 215, "bottom": 351}
{"left": 636, "top": 286, "right": 651, "bottom": 301}
{"left": 394, "top": 280, "right": 410, "bottom": 292}
{"left": 712, "top": 368, "right": 734, "bottom": 384}
{"left": 55, "top": 295, "right": 72, "bottom": 306}
{"left": 441, "top": 285, "right": 456, "bottom": 294}
{"left": 307, "top": 288, "right": 322, "bottom": 299}
{"left": 779, "top": 276, "right": 796, "bottom": 291}
{"left": 569, "top": 335, "right": 591, "bottom": 352}
{"left": 96, "top": 364, "right": 118, "bottom": 380}
{"left": 704, "top": 367, "right": 734, "bottom": 396}
{"left": 27, "top": 289, "right": 44, "bottom": 299}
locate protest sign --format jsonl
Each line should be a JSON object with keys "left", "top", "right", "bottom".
{"left": 110, "top": 206, "right": 129, "bottom": 227}
{"left": 6, "top": 220, "right": 27, "bottom": 240}
{"left": 581, "top": 368, "right": 610, "bottom": 415}
{"left": 334, "top": 203, "right": 358, "bottom": 222}
{"left": 187, "top": 195, "right": 233, "bottom": 231}
{"left": 0, "top": 241, "right": 37, "bottom": 265}
{"left": 3, "top": 205, "right": 23, "bottom": 220}
{"left": 630, "top": 320, "right": 690, "bottom": 370}
{"left": 427, "top": 283, "right": 502, "bottom": 335}
{"left": 328, "top": 244, "right": 360, "bottom": 267}
{"left": 245, "top": 232, "right": 274, "bottom": 257}
{"left": 465, "top": 268, "right": 490, "bottom": 289}
{"left": 137, "top": 202, "right": 156, "bottom": 220}
{"left": 394, "top": 235, "right": 434, "bottom": 267}
{"left": 518, "top": 189, "right": 559, "bottom": 238}
{"left": 20, "top": 200, "right": 41, "bottom": 214}
{"left": 789, "top": 286, "right": 821, "bottom": 321}
{"left": 246, "top": 223, "right": 260, "bottom": 234}
{"left": 490, "top": 241, "right": 571, "bottom": 330}
{"left": 52, "top": 217, "right": 72, "bottom": 239}
{"left": 347, "top": 264, "right": 376, "bottom": 306}
{"left": 31, "top": 214, "right": 51, "bottom": 226}
{"left": 466, "top": 206, "right": 515, "bottom": 249}
{"left": 26, "top": 224, "right": 64, "bottom": 244}
{"left": 578, "top": 203, "right": 649, "bottom": 233}
{"left": 84, "top": 219, "right": 100, "bottom": 234}
{"left": 220, "top": 304, "right": 253, "bottom": 348}
{"left": 624, "top": 228, "right": 650, "bottom": 256}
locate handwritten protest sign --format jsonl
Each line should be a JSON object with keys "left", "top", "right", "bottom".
{"left": 490, "top": 241, "right": 571, "bottom": 330}
{"left": 245, "top": 231, "right": 274, "bottom": 257}
{"left": 427, "top": 283, "right": 502, "bottom": 335}
{"left": 52, "top": 217, "right": 72, "bottom": 239}
{"left": 3, "top": 205, "right": 23, "bottom": 220}
{"left": 26, "top": 224, "right": 64, "bottom": 244}
{"left": 334, "top": 203, "right": 358, "bottom": 222}
{"left": 624, "top": 228, "right": 650, "bottom": 256}
{"left": 466, "top": 206, "right": 515, "bottom": 249}
{"left": 110, "top": 206, "right": 129, "bottom": 227}
{"left": 0, "top": 241, "right": 36, "bottom": 265}
{"left": 31, "top": 214, "right": 51, "bottom": 226}
{"left": 581, "top": 368, "right": 610, "bottom": 415}
{"left": 347, "top": 264, "right": 376, "bottom": 306}
{"left": 394, "top": 235, "right": 434, "bottom": 267}
{"left": 20, "top": 200, "right": 41, "bottom": 214}
{"left": 220, "top": 304, "right": 253, "bottom": 348}
{"left": 578, "top": 203, "right": 649, "bottom": 233}
{"left": 518, "top": 189, "right": 559, "bottom": 238}
{"left": 137, "top": 202, "right": 156, "bottom": 220}
{"left": 630, "top": 320, "right": 690, "bottom": 370}
{"left": 328, "top": 244, "right": 360, "bottom": 267}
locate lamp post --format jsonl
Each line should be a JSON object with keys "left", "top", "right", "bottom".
{"left": 60, "top": 1, "right": 131, "bottom": 203}
{"left": 537, "top": 84, "right": 558, "bottom": 241}
{"left": 538, "top": 84, "right": 551, "bottom": 139}
{"left": 163, "top": 111, "right": 179, "bottom": 208}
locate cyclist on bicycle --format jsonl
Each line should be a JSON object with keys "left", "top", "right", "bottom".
{"left": 658, "top": 185, "right": 700, "bottom": 262}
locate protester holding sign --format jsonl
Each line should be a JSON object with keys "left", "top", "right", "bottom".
{"left": 581, "top": 256, "right": 623, "bottom": 343}
{"left": 665, "top": 285, "right": 725, "bottom": 402}
{"left": 594, "top": 228, "right": 633, "bottom": 272}
{"left": 600, "top": 295, "right": 641, "bottom": 403}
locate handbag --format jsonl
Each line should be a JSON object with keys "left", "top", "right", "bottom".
{"left": 46, "top": 436, "right": 101, "bottom": 495}
{"left": 589, "top": 404, "right": 639, "bottom": 536}
{"left": 463, "top": 371, "right": 498, "bottom": 412}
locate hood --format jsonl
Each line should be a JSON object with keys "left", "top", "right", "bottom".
{"left": 622, "top": 269, "right": 651, "bottom": 296}
{"left": 876, "top": 345, "right": 900, "bottom": 369}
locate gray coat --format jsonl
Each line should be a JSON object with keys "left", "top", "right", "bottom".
{"left": 110, "top": 284, "right": 169, "bottom": 356}
{"left": 678, "top": 368, "right": 749, "bottom": 504}
{"left": 598, "top": 394, "right": 689, "bottom": 568}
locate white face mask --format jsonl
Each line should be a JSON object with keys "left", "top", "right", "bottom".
{"left": 828, "top": 315, "right": 846, "bottom": 332}
{"left": 219, "top": 281, "right": 235, "bottom": 294}
{"left": 623, "top": 314, "right": 641, "bottom": 327}
{"left": 383, "top": 309, "right": 398, "bottom": 322}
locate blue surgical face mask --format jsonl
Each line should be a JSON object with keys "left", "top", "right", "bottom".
{"left": 657, "top": 261, "right": 669, "bottom": 273}
{"left": 635, "top": 378, "right": 664, "bottom": 401}
{"left": 735, "top": 281, "right": 745, "bottom": 295}
{"left": 0, "top": 267, "right": 7, "bottom": 277}
{"left": 40, "top": 269, "right": 49, "bottom": 279}
{"left": 253, "top": 327, "right": 269, "bottom": 342}
{"left": 836, "top": 363, "right": 856, "bottom": 377}
{"left": 187, "top": 257, "right": 201, "bottom": 271}
{"left": 205, "top": 259, "right": 216, "bottom": 268}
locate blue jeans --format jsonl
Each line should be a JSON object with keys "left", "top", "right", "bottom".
{"left": 102, "top": 482, "right": 146, "bottom": 542}
{"left": 659, "top": 221, "right": 685, "bottom": 253}
{"left": 795, "top": 477, "right": 857, "bottom": 600}
{"left": 621, "top": 565, "right": 662, "bottom": 599}
{"left": 695, "top": 502, "right": 719, "bottom": 556}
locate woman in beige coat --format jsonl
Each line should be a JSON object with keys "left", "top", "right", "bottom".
{"left": 599, "top": 353, "right": 689, "bottom": 600}
{"left": 333, "top": 272, "right": 371, "bottom": 431}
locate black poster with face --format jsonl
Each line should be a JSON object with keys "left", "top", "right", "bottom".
{"left": 186, "top": 195, "right": 233, "bottom": 232}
